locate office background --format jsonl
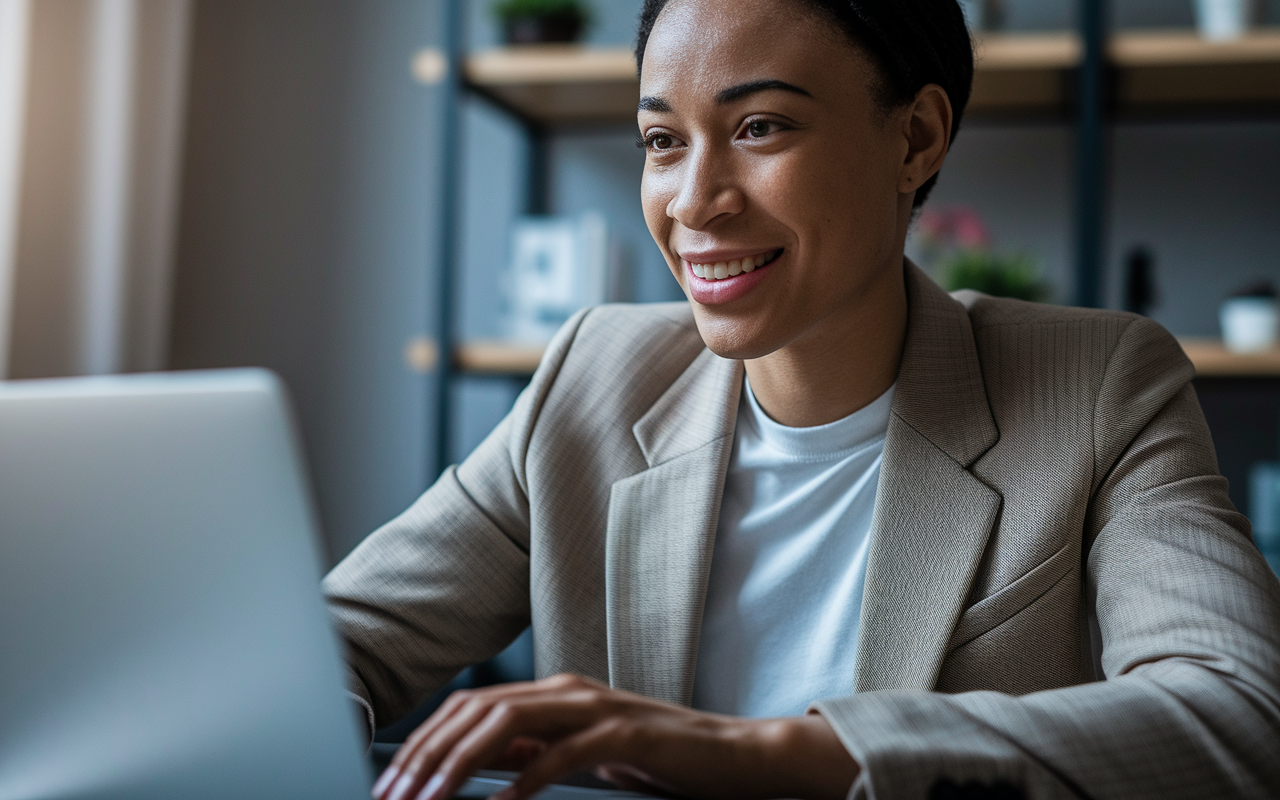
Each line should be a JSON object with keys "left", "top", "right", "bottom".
{"left": 1, "top": 0, "right": 1279, "bottom": 568}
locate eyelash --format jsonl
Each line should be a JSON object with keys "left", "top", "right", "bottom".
{"left": 636, "top": 132, "right": 677, "bottom": 151}
{"left": 636, "top": 118, "right": 787, "bottom": 152}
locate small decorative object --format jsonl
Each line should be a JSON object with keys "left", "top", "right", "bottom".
{"left": 503, "top": 211, "right": 623, "bottom": 343}
{"left": 1123, "top": 246, "right": 1158, "bottom": 316}
{"left": 493, "top": 0, "right": 589, "bottom": 45}
{"left": 915, "top": 206, "right": 1051, "bottom": 302}
{"left": 1195, "top": 0, "right": 1256, "bottom": 42}
{"left": 957, "top": 0, "right": 1005, "bottom": 32}
{"left": 1219, "top": 281, "right": 1278, "bottom": 353}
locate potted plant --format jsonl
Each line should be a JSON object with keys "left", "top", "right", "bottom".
{"left": 936, "top": 250, "right": 1050, "bottom": 303}
{"left": 494, "top": 0, "right": 589, "bottom": 45}
{"left": 915, "top": 206, "right": 1051, "bottom": 302}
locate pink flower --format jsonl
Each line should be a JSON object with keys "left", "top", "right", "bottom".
{"left": 915, "top": 206, "right": 991, "bottom": 252}
{"left": 950, "top": 207, "right": 991, "bottom": 251}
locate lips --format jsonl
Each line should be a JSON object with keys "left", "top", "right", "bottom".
{"left": 682, "top": 249, "right": 782, "bottom": 306}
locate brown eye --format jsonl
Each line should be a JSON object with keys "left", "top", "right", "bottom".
{"left": 747, "top": 120, "right": 771, "bottom": 138}
{"left": 651, "top": 134, "right": 674, "bottom": 150}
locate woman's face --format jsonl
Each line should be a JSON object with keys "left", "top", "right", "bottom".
{"left": 639, "top": 0, "right": 924, "bottom": 360}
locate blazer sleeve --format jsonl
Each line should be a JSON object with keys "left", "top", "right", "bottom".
{"left": 321, "top": 308, "right": 592, "bottom": 736}
{"left": 813, "top": 317, "right": 1280, "bottom": 800}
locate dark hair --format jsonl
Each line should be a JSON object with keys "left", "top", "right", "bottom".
{"left": 635, "top": 0, "right": 974, "bottom": 208}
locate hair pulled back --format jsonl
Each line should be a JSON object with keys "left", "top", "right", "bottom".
{"left": 635, "top": 0, "right": 974, "bottom": 208}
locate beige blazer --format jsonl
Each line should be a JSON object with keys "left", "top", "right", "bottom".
{"left": 324, "top": 264, "right": 1280, "bottom": 799}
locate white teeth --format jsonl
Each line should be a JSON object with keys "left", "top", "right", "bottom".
{"left": 690, "top": 252, "right": 775, "bottom": 280}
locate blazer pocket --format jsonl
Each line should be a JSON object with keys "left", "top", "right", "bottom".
{"left": 946, "top": 543, "right": 1076, "bottom": 653}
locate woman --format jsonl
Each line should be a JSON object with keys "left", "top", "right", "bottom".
{"left": 323, "top": 1, "right": 1280, "bottom": 798}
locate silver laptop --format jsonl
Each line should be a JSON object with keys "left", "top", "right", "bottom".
{"left": 0, "top": 370, "right": 371, "bottom": 800}
{"left": 0, "top": 369, "right": 652, "bottom": 800}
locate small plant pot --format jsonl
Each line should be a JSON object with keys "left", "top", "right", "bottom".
{"left": 1195, "top": 0, "right": 1256, "bottom": 41}
{"left": 503, "top": 11, "right": 584, "bottom": 44}
{"left": 1220, "top": 296, "right": 1278, "bottom": 353}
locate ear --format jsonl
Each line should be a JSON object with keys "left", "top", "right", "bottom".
{"left": 897, "top": 84, "right": 953, "bottom": 197}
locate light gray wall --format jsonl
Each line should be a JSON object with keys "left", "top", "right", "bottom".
{"left": 170, "top": 0, "right": 441, "bottom": 562}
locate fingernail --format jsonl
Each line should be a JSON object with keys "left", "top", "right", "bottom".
{"left": 372, "top": 767, "right": 398, "bottom": 797}
{"left": 387, "top": 772, "right": 415, "bottom": 800}
{"left": 416, "top": 774, "right": 446, "bottom": 800}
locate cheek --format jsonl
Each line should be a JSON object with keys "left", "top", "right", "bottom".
{"left": 767, "top": 140, "right": 898, "bottom": 252}
{"left": 641, "top": 167, "right": 679, "bottom": 270}
{"left": 640, "top": 170, "right": 666, "bottom": 235}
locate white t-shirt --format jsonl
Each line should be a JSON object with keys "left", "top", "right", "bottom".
{"left": 690, "top": 378, "right": 894, "bottom": 718}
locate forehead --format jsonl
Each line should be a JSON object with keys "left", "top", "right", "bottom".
{"left": 640, "top": 0, "right": 860, "bottom": 98}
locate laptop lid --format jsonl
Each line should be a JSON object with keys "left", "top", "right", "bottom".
{"left": 0, "top": 370, "right": 371, "bottom": 800}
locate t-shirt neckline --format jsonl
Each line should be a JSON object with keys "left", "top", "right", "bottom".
{"left": 741, "top": 376, "right": 895, "bottom": 461}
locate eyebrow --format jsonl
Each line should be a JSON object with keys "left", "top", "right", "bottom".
{"left": 715, "top": 79, "right": 812, "bottom": 104}
{"left": 637, "top": 96, "right": 673, "bottom": 113}
{"left": 637, "top": 79, "right": 812, "bottom": 114}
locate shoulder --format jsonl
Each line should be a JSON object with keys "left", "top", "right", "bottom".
{"left": 952, "top": 290, "right": 1191, "bottom": 380}
{"left": 950, "top": 291, "right": 1197, "bottom": 469}
{"left": 955, "top": 288, "right": 1135, "bottom": 335}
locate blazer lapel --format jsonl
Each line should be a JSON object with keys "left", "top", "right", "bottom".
{"left": 605, "top": 348, "right": 743, "bottom": 704}
{"left": 853, "top": 264, "right": 1003, "bottom": 692}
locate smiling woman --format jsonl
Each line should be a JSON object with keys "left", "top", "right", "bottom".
{"left": 322, "top": 2, "right": 1280, "bottom": 800}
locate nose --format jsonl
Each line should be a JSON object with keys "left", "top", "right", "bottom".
{"left": 666, "top": 143, "right": 745, "bottom": 231}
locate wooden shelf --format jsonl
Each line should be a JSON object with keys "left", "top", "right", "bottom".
{"left": 970, "top": 32, "right": 1079, "bottom": 113}
{"left": 430, "top": 29, "right": 1280, "bottom": 123}
{"left": 455, "top": 341, "right": 545, "bottom": 375}
{"left": 464, "top": 45, "right": 637, "bottom": 123}
{"left": 1115, "top": 30, "right": 1280, "bottom": 110}
{"left": 1180, "top": 338, "right": 1280, "bottom": 377}
{"left": 455, "top": 337, "right": 1280, "bottom": 379}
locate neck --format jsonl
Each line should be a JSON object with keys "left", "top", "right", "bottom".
{"left": 743, "top": 260, "right": 907, "bottom": 428}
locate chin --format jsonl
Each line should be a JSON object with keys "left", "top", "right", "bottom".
{"left": 690, "top": 311, "right": 780, "bottom": 361}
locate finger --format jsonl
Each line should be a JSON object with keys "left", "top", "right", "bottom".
{"left": 382, "top": 693, "right": 509, "bottom": 800}
{"left": 379, "top": 676, "right": 615, "bottom": 800}
{"left": 421, "top": 692, "right": 604, "bottom": 800}
{"left": 390, "top": 678, "right": 547, "bottom": 774}
{"left": 500, "top": 721, "right": 632, "bottom": 800}
{"left": 377, "top": 690, "right": 478, "bottom": 799}
{"left": 385, "top": 687, "right": 474, "bottom": 776}
{"left": 381, "top": 680, "right": 563, "bottom": 799}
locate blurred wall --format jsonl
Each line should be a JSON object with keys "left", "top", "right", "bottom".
{"left": 168, "top": 0, "right": 440, "bottom": 563}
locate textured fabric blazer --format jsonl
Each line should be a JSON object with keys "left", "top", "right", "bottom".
{"left": 324, "top": 263, "right": 1280, "bottom": 799}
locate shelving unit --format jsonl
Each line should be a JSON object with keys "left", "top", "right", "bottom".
{"left": 424, "top": 1, "right": 1280, "bottom": 474}
{"left": 450, "top": 339, "right": 1280, "bottom": 379}
{"left": 451, "top": 29, "right": 1280, "bottom": 124}
{"left": 1179, "top": 340, "right": 1280, "bottom": 377}
{"left": 454, "top": 341, "right": 546, "bottom": 375}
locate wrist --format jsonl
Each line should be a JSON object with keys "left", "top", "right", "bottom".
{"left": 754, "top": 714, "right": 859, "bottom": 800}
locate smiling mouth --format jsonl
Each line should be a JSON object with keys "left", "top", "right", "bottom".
{"left": 686, "top": 249, "right": 783, "bottom": 281}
